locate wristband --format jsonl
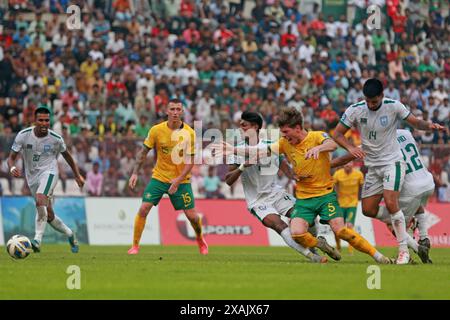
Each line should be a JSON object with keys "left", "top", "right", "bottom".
{"left": 10, "top": 166, "right": 16, "bottom": 173}
{"left": 238, "top": 164, "right": 245, "bottom": 171}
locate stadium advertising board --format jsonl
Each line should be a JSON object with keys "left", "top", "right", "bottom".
{"left": 159, "top": 199, "right": 269, "bottom": 245}
{"left": 372, "top": 203, "right": 450, "bottom": 247}
{"left": 1, "top": 196, "right": 88, "bottom": 244}
{"left": 85, "top": 198, "right": 160, "bottom": 245}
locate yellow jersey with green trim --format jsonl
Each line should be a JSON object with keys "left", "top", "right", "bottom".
{"left": 271, "top": 131, "right": 334, "bottom": 199}
{"left": 143, "top": 121, "right": 195, "bottom": 183}
{"left": 333, "top": 168, "right": 364, "bottom": 208}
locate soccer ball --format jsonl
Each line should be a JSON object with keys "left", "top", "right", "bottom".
{"left": 6, "top": 235, "right": 33, "bottom": 259}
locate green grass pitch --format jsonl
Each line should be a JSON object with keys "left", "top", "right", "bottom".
{"left": 1, "top": 245, "right": 449, "bottom": 300}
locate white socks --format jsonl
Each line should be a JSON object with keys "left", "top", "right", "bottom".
{"left": 35, "top": 206, "right": 48, "bottom": 242}
{"left": 48, "top": 215, "right": 73, "bottom": 237}
{"left": 373, "top": 251, "right": 384, "bottom": 262}
{"left": 390, "top": 210, "right": 409, "bottom": 251}
{"left": 377, "top": 207, "right": 420, "bottom": 252}
{"left": 280, "top": 228, "right": 311, "bottom": 257}
{"left": 36, "top": 206, "right": 74, "bottom": 243}
{"left": 416, "top": 213, "right": 428, "bottom": 240}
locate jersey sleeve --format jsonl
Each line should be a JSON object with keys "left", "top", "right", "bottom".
{"left": 59, "top": 137, "right": 67, "bottom": 153}
{"left": 143, "top": 126, "right": 156, "bottom": 149}
{"left": 332, "top": 170, "right": 340, "bottom": 183}
{"left": 227, "top": 154, "right": 241, "bottom": 165}
{"left": 340, "top": 107, "right": 357, "bottom": 129}
{"left": 358, "top": 171, "right": 364, "bottom": 185}
{"left": 394, "top": 101, "right": 411, "bottom": 120}
{"left": 11, "top": 133, "right": 24, "bottom": 152}
{"left": 315, "top": 131, "right": 330, "bottom": 145}
{"left": 269, "top": 138, "right": 285, "bottom": 155}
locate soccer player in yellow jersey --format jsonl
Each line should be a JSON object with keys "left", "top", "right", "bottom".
{"left": 221, "top": 108, "right": 391, "bottom": 263}
{"left": 127, "top": 99, "right": 208, "bottom": 255}
{"left": 269, "top": 108, "right": 391, "bottom": 263}
{"left": 332, "top": 162, "right": 364, "bottom": 254}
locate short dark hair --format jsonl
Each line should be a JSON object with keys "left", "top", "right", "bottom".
{"left": 241, "top": 111, "right": 263, "bottom": 129}
{"left": 168, "top": 98, "right": 183, "bottom": 105}
{"left": 35, "top": 106, "right": 50, "bottom": 117}
{"left": 363, "top": 78, "right": 384, "bottom": 98}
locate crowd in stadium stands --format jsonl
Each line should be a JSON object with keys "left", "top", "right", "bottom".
{"left": 0, "top": 0, "right": 448, "bottom": 200}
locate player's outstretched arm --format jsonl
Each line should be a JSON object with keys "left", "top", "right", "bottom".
{"left": 332, "top": 123, "right": 366, "bottom": 159}
{"left": 330, "top": 153, "right": 357, "bottom": 168}
{"left": 7, "top": 151, "right": 21, "bottom": 178}
{"left": 61, "top": 150, "right": 85, "bottom": 188}
{"left": 129, "top": 145, "right": 151, "bottom": 190}
{"left": 404, "top": 114, "right": 447, "bottom": 132}
{"left": 305, "top": 138, "right": 338, "bottom": 160}
{"left": 213, "top": 141, "right": 272, "bottom": 159}
{"left": 279, "top": 158, "right": 296, "bottom": 181}
{"left": 225, "top": 164, "right": 242, "bottom": 186}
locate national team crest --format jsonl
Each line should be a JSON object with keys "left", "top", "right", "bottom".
{"left": 380, "top": 116, "right": 388, "bottom": 127}
{"left": 43, "top": 144, "right": 52, "bottom": 154}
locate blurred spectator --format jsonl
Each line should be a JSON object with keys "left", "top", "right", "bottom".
{"left": 203, "top": 166, "right": 224, "bottom": 199}
{"left": 86, "top": 162, "right": 103, "bottom": 196}
{"left": 93, "top": 148, "right": 110, "bottom": 173}
{"left": 119, "top": 149, "right": 136, "bottom": 178}
{"left": 102, "top": 165, "right": 120, "bottom": 197}
{"left": 191, "top": 165, "right": 205, "bottom": 195}
{"left": 437, "top": 184, "right": 449, "bottom": 203}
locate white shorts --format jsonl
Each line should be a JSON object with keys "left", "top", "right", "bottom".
{"left": 399, "top": 188, "right": 434, "bottom": 219}
{"left": 29, "top": 172, "right": 58, "bottom": 198}
{"left": 250, "top": 191, "right": 295, "bottom": 221}
{"left": 362, "top": 162, "right": 406, "bottom": 198}
{"left": 380, "top": 188, "right": 434, "bottom": 225}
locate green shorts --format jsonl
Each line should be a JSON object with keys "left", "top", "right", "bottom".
{"left": 142, "top": 178, "right": 195, "bottom": 210}
{"left": 291, "top": 191, "right": 343, "bottom": 225}
{"left": 342, "top": 207, "right": 357, "bottom": 225}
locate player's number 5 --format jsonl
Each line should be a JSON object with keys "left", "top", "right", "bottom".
{"left": 328, "top": 203, "right": 336, "bottom": 215}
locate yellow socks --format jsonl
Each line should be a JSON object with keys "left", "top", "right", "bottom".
{"left": 337, "top": 227, "right": 376, "bottom": 257}
{"left": 291, "top": 232, "right": 318, "bottom": 248}
{"left": 190, "top": 215, "right": 203, "bottom": 239}
{"left": 133, "top": 214, "right": 147, "bottom": 247}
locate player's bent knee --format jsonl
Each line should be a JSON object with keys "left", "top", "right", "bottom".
{"left": 384, "top": 200, "right": 400, "bottom": 213}
{"left": 262, "top": 215, "right": 286, "bottom": 232}
{"left": 139, "top": 203, "right": 153, "bottom": 217}
{"left": 35, "top": 194, "right": 49, "bottom": 207}
{"left": 329, "top": 218, "right": 345, "bottom": 233}
{"left": 336, "top": 227, "right": 352, "bottom": 241}
{"left": 361, "top": 205, "right": 378, "bottom": 217}
{"left": 46, "top": 209, "right": 55, "bottom": 222}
